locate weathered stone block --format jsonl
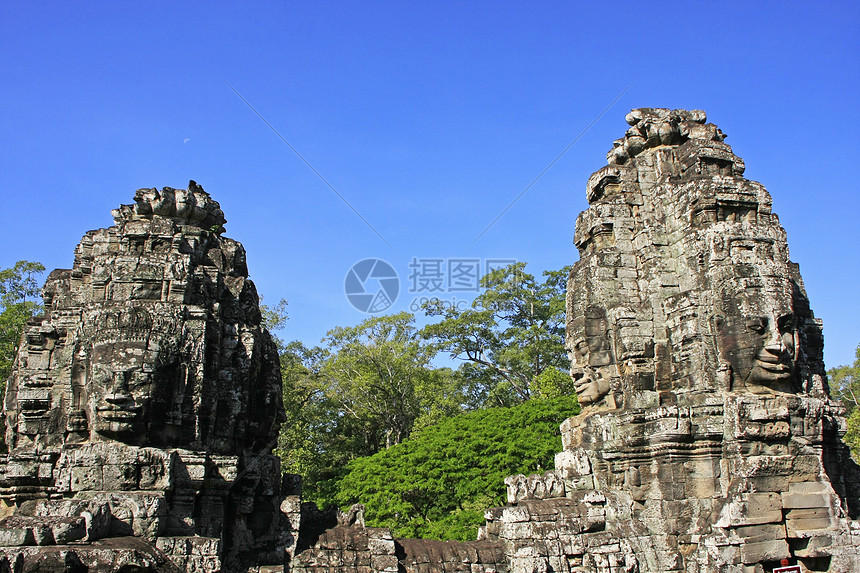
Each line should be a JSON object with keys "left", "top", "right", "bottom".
{"left": 791, "top": 533, "right": 834, "bottom": 558}
{"left": 0, "top": 521, "right": 34, "bottom": 547}
{"left": 786, "top": 517, "right": 838, "bottom": 536}
{"left": 727, "top": 523, "right": 786, "bottom": 544}
{"left": 738, "top": 539, "right": 790, "bottom": 563}
{"left": 785, "top": 507, "right": 829, "bottom": 520}
{"left": 781, "top": 492, "right": 829, "bottom": 509}
{"left": 717, "top": 492, "right": 783, "bottom": 527}
{"left": 501, "top": 507, "right": 531, "bottom": 523}
{"left": 70, "top": 465, "right": 103, "bottom": 491}
{"left": 367, "top": 536, "right": 395, "bottom": 555}
{"left": 50, "top": 516, "right": 86, "bottom": 544}
{"left": 369, "top": 554, "right": 399, "bottom": 571}
{"left": 787, "top": 481, "right": 830, "bottom": 495}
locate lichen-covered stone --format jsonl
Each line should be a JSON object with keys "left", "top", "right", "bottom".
{"left": 0, "top": 182, "right": 292, "bottom": 572}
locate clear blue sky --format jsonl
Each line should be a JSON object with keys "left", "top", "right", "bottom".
{"left": 1, "top": 2, "right": 858, "bottom": 368}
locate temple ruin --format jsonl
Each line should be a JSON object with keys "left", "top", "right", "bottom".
{"left": 0, "top": 183, "right": 299, "bottom": 571}
{"left": 1, "top": 109, "right": 858, "bottom": 572}
{"left": 485, "top": 108, "right": 860, "bottom": 571}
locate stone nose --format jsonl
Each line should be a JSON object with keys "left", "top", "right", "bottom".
{"left": 765, "top": 339, "right": 784, "bottom": 352}
{"left": 764, "top": 324, "right": 787, "bottom": 353}
{"left": 104, "top": 372, "right": 133, "bottom": 404}
{"left": 762, "top": 332, "right": 795, "bottom": 364}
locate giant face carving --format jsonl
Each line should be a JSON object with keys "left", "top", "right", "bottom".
{"left": 714, "top": 287, "right": 799, "bottom": 394}
{"left": 83, "top": 306, "right": 183, "bottom": 444}
{"left": 571, "top": 306, "right": 616, "bottom": 406}
{"left": 89, "top": 341, "right": 153, "bottom": 439}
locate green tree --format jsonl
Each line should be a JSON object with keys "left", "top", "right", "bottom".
{"left": 530, "top": 366, "right": 577, "bottom": 399}
{"left": 259, "top": 296, "right": 289, "bottom": 351}
{"left": 277, "top": 313, "right": 468, "bottom": 507}
{"left": 829, "top": 343, "right": 860, "bottom": 460}
{"left": 276, "top": 340, "right": 346, "bottom": 504}
{"left": 1, "top": 261, "right": 46, "bottom": 388}
{"left": 422, "top": 263, "right": 571, "bottom": 406}
{"left": 846, "top": 410, "right": 860, "bottom": 463}
{"left": 334, "top": 395, "right": 581, "bottom": 541}
{"left": 322, "top": 312, "right": 460, "bottom": 450}
{"left": 829, "top": 343, "right": 860, "bottom": 415}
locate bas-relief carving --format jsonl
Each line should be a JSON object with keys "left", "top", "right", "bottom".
{"left": 570, "top": 306, "right": 616, "bottom": 407}
{"left": 712, "top": 289, "right": 799, "bottom": 395}
{"left": 80, "top": 306, "right": 194, "bottom": 445}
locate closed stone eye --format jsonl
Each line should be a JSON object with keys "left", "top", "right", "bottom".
{"left": 746, "top": 317, "right": 767, "bottom": 334}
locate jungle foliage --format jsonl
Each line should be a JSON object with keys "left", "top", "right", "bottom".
{"left": 828, "top": 343, "right": 860, "bottom": 461}
{"left": 334, "top": 395, "right": 581, "bottom": 541}
{"left": 422, "top": 263, "right": 572, "bottom": 406}
{"left": 0, "top": 261, "right": 45, "bottom": 392}
{"left": 275, "top": 312, "right": 472, "bottom": 505}
{"left": 273, "top": 264, "right": 575, "bottom": 511}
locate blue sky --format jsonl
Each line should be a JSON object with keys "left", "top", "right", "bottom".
{"left": 1, "top": 1, "right": 858, "bottom": 368}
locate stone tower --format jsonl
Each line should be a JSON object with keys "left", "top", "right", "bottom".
{"left": 567, "top": 108, "right": 823, "bottom": 408}
{"left": 0, "top": 183, "right": 299, "bottom": 572}
{"left": 490, "top": 109, "right": 860, "bottom": 572}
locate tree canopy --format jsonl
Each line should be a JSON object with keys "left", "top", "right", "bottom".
{"left": 322, "top": 312, "right": 463, "bottom": 450}
{"left": 421, "top": 263, "right": 572, "bottom": 406}
{"left": 273, "top": 264, "right": 577, "bottom": 511}
{"left": 277, "top": 313, "right": 469, "bottom": 505}
{"left": 0, "top": 261, "right": 45, "bottom": 386}
{"left": 829, "top": 343, "right": 860, "bottom": 461}
{"left": 830, "top": 343, "right": 860, "bottom": 415}
{"left": 334, "top": 395, "right": 580, "bottom": 541}
{"left": 259, "top": 297, "right": 289, "bottom": 351}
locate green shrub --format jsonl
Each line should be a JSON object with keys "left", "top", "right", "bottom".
{"left": 334, "top": 395, "right": 580, "bottom": 541}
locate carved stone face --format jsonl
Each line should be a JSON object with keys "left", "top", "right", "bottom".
{"left": 714, "top": 293, "right": 798, "bottom": 394}
{"left": 76, "top": 304, "right": 191, "bottom": 444}
{"left": 87, "top": 337, "right": 183, "bottom": 443}
{"left": 89, "top": 342, "right": 153, "bottom": 439}
{"left": 584, "top": 307, "right": 613, "bottom": 368}
{"left": 571, "top": 306, "right": 615, "bottom": 405}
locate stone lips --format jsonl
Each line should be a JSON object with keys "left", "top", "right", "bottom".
{"left": 0, "top": 182, "right": 297, "bottom": 572}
